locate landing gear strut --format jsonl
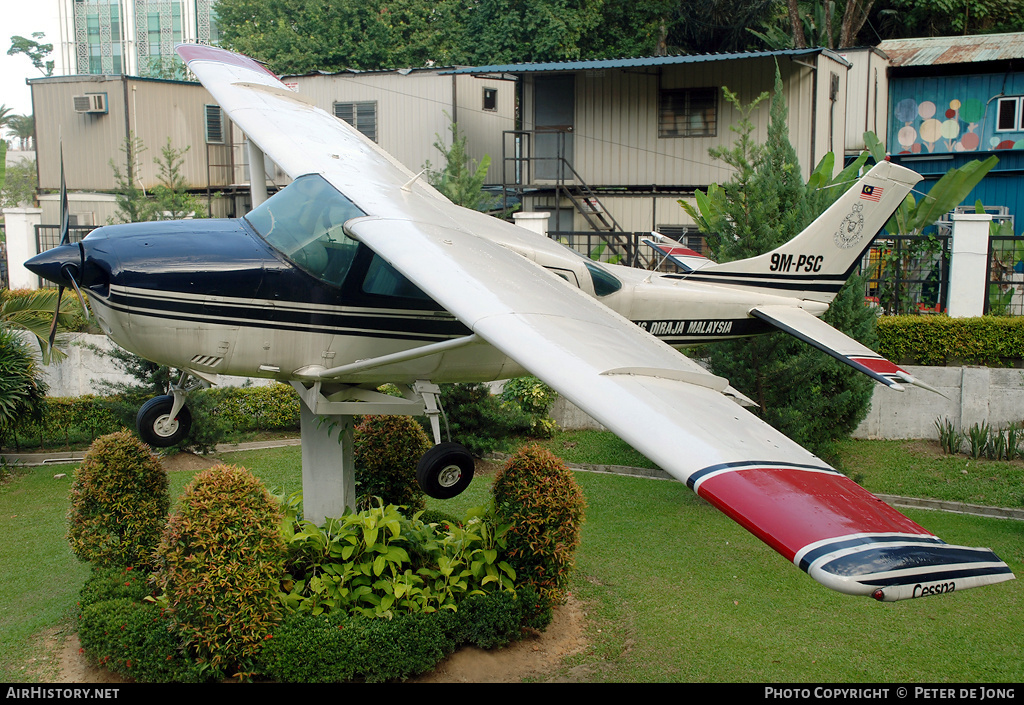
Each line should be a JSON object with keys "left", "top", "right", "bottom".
{"left": 412, "top": 381, "right": 474, "bottom": 499}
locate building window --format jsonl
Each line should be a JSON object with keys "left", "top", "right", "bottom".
{"left": 659, "top": 88, "right": 717, "bottom": 138}
{"left": 996, "top": 97, "right": 1024, "bottom": 132}
{"left": 205, "top": 104, "right": 224, "bottom": 144}
{"left": 334, "top": 101, "right": 378, "bottom": 142}
{"left": 483, "top": 87, "right": 498, "bottom": 111}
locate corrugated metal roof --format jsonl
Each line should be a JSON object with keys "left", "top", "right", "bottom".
{"left": 878, "top": 32, "right": 1024, "bottom": 67}
{"left": 443, "top": 48, "right": 849, "bottom": 75}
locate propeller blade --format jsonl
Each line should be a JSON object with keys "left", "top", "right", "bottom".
{"left": 59, "top": 143, "right": 70, "bottom": 246}
{"left": 64, "top": 262, "right": 90, "bottom": 321}
{"left": 46, "top": 285, "right": 65, "bottom": 363}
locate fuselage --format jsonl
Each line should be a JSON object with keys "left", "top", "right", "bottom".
{"left": 27, "top": 206, "right": 818, "bottom": 387}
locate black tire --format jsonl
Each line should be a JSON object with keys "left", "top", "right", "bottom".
{"left": 416, "top": 442, "right": 474, "bottom": 499}
{"left": 136, "top": 395, "right": 192, "bottom": 448}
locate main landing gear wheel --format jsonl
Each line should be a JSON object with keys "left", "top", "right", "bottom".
{"left": 136, "top": 395, "right": 192, "bottom": 448}
{"left": 416, "top": 442, "right": 474, "bottom": 499}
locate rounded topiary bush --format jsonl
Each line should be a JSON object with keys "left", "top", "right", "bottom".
{"left": 354, "top": 415, "right": 432, "bottom": 512}
{"left": 153, "top": 463, "right": 285, "bottom": 676}
{"left": 491, "top": 445, "right": 586, "bottom": 607}
{"left": 67, "top": 430, "right": 169, "bottom": 571}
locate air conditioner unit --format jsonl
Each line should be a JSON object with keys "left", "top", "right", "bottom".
{"left": 72, "top": 93, "right": 108, "bottom": 114}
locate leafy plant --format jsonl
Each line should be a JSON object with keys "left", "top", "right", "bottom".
{"left": 0, "top": 328, "right": 48, "bottom": 448}
{"left": 934, "top": 418, "right": 963, "bottom": 455}
{"left": 353, "top": 415, "right": 432, "bottom": 512}
{"left": 500, "top": 375, "right": 559, "bottom": 437}
{"left": 491, "top": 445, "right": 586, "bottom": 607}
{"left": 439, "top": 382, "right": 535, "bottom": 455}
{"left": 66, "top": 431, "right": 170, "bottom": 571}
{"left": 966, "top": 422, "right": 991, "bottom": 460}
{"left": 279, "top": 502, "right": 515, "bottom": 619}
{"left": 154, "top": 464, "right": 286, "bottom": 677}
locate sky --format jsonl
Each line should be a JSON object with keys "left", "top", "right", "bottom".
{"left": 1, "top": 1, "right": 63, "bottom": 123}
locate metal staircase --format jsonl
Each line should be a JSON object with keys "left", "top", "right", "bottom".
{"left": 502, "top": 129, "right": 654, "bottom": 268}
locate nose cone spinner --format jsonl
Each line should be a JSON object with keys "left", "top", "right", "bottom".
{"left": 25, "top": 243, "right": 84, "bottom": 286}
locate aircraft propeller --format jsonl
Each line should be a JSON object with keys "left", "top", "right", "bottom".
{"left": 44, "top": 146, "right": 89, "bottom": 363}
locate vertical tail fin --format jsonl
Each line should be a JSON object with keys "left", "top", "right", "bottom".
{"left": 685, "top": 161, "right": 921, "bottom": 303}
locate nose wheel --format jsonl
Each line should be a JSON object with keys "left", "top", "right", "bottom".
{"left": 416, "top": 442, "right": 474, "bottom": 499}
{"left": 136, "top": 394, "right": 192, "bottom": 448}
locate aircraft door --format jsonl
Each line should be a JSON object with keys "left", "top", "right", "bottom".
{"left": 534, "top": 75, "right": 575, "bottom": 181}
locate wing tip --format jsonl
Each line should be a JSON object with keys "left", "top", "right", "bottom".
{"left": 806, "top": 541, "right": 1015, "bottom": 602}
{"left": 175, "top": 43, "right": 277, "bottom": 79}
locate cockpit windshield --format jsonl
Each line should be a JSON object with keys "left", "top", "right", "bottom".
{"left": 245, "top": 174, "right": 365, "bottom": 287}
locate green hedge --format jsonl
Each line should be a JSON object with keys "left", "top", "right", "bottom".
{"left": 8, "top": 383, "right": 301, "bottom": 450}
{"left": 876, "top": 315, "right": 1024, "bottom": 367}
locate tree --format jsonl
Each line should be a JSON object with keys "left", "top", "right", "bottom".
{"left": 0, "top": 105, "right": 14, "bottom": 132}
{"left": 150, "top": 139, "right": 204, "bottom": 219}
{"left": 752, "top": 0, "right": 878, "bottom": 49}
{"left": 7, "top": 33, "right": 54, "bottom": 76}
{"left": 424, "top": 119, "right": 497, "bottom": 211}
{"left": 7, "top": 114, "right": 34, "bottom": 151}
{"left": 109, "top": 134, "right": 204, "bottom": 223}
{"left": 109, "top": 134, "right": 150, "bottom": 224}
{"left": 0, "top": 159, "right": 37, "bottom": 209}
{"left": 681, "top": 66, "right": 877, "bottom": 461}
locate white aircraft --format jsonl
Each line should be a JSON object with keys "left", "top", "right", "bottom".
{"left": 26, "top": 44, "right": 1013, "bottom": 602}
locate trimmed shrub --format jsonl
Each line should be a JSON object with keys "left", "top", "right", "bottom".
{"left": 77, "top": 564, "right": 153, "bottom": 613}
{"left": 876, "top": 315, "right": 1024, "bottom": 367}
{"left": 154, "top": 464, "right": 285, "bottom": 676}
{"left": 77, "top": 598, "right": 204, "bottom": 683}
{"left": 354, "top": 415, "right": 431, "bottom": 511}
{"left": 258, "top": 610, "right": 459, "bottom": 683}
{"left": 491, "top": 445, "right": 586, "bottom": 607}
{"left": 67, "top": 431, "right": 169, "bottom": 571}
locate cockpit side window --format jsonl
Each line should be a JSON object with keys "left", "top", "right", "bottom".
{"left": 584, "top": 260, "right": 622, "bottom": 296}
{"left": 245, "top": 174, "right": 365, "bottom": 287}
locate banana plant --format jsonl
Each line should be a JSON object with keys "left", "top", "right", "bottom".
{"left": 883, "top": 153, "right": 998, "bottom": 238}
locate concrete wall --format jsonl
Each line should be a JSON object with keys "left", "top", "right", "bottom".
{"left": 854, "top": 365, "right": 1024, "bottom": 439}
{"left": 551, "top": 364, "right": 1024, "bottom": 440}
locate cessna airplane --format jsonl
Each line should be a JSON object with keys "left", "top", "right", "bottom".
{"left": 26, "top": 44, "right": 1014, "bottom": 602}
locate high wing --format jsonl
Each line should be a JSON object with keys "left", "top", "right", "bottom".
{"left": 178, "top": 45, "right": 1013, "bottom": 601}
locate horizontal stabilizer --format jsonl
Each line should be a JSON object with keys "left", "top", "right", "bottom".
{"left": 643, "top": 238, "right": 712, "bottom": 273}
{"left": 750, "top": 305, "right": 941, "bottom": 394}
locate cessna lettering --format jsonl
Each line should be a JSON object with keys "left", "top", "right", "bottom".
{"left": 913, "top": 582, "right": 956, "bottom": 598}
{"left": 637, "top": 319, "right": 735, "bottom": 335}
{"left": 769, "top": 252, "right": 824, "bottom": 273}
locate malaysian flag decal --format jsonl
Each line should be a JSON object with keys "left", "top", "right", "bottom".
{"left": 861, "top": 185, "right": 884, "bottom": 201}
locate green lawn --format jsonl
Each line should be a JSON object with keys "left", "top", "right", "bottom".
{"left": 1, "top": 434, "right": 1021, "bottom": 682}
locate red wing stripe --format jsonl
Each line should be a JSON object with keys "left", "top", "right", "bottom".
{"left": 693, "top": 465, "right": 931, "bottom": 563}
{"left": 849, "top": 356, "right": 905, "bottom": 375}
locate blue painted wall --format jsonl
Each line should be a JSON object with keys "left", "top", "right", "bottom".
{"left": 886, "top": 72, "right": 1024, "bottom": 231}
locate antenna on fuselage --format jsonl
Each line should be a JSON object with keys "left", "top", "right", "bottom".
{"left": 401, "top": 169, "right": 427, "bottom": 192}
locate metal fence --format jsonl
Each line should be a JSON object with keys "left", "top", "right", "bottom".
{"left": 987, "top": 234, "right": 1024, "bottom": 316}
{"left": 858, "top": 234, "right": 951, "bottom": 315}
